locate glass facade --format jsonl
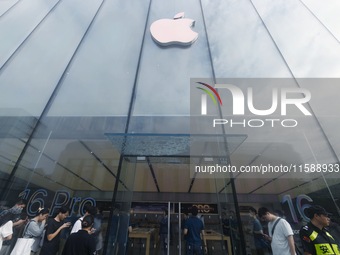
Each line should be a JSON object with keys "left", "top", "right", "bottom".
{"left": 1, "top": 0, "right": 340, "bottom": 255}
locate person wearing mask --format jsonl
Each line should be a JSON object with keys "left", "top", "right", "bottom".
{"left": 183, "top": 206, "right": 207, "bottom": 255}
{"left": 258, "top": 207, "right": 296, "bottom": 255}
{"left": 23, "top": 208, "right": 49, "bottom": 255}
{"left": 0, "top": 200, "right": 27, "bottom": 227}
{"left": 300, "top": 205, "right": 340, "bottom": 255}
{"left": 40, "top": 206, "right": 71, "bottom": 255}
{"left": 62, "top": 215, "right": 96, "bottom": 255}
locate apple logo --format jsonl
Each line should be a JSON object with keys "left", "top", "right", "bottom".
{"left": 150, "top": 12, "right": 198, "bottom": 46}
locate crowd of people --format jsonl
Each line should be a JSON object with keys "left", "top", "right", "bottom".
{"left": 0, "top": 201, "right": 102, "bottom": 255}
{"left": 1, "top": 199, "right": 339, "bottom": 255}
{"left": 248, "top": 205, "right": 340, "bottom": 255}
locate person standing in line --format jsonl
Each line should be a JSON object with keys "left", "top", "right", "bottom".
{"left": 299, "top": 205, "right": 340, "bottom": 255}
{"left": 62, "top": 215, "right": 96, "bottom": 255}
{"left": 183, "top": 206, "right": 207, "bottom": 255}
{"left": 0, "top": 214, "right": 28, "bottom": 255}
{"left": 249, "top": 208, "right": 268, "bottom": 255}
{"left": 0, "top": 200, "right": 27, "bottom": 225}
{"left": 40, "top": 206, "right": 71, "bottom": 255}
{"left": 23, "top": 208, "right": 49, "bottom": 255}
{"left": 258, "top": 207, "right": 296, "bottom": 255}
{"left": 70, "top": 205, "right": 96, "bottom": 234}
{"left": 0, "top": 221, "right": 13, "bottom": 251}
{"left": 0, "top": 199, "right": 27, "bottom": 253}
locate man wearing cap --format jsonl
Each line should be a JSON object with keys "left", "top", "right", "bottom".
{"left": 300, "top": 205, "right": 340, "bottom": 255}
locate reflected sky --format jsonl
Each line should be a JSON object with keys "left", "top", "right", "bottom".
{"left": 252, "top": 0, "right": 340, "bottom": 77}
{"left": 300, "top": 0, "right": 340, "bottom": 42}
{"left": 0, "top": 0, "right": 60, "bottom": 68}
{"left": 48, "top": 0, "right": 150, "bottom": 117}
{"left": 0, "top": 0, "right": 18, "bottom": 17}
{"left": 0, "top": 0, "right": 103, "bottom": 116}
{"left": 201, "top": 0, "right": 291, "bottom": 78}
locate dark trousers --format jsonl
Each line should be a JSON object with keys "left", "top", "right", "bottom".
{"left": 160, "top": 234, "right": 168, "bottom": 255}
{"left": 186, "top": 243, "right": 203, "bottom": 255}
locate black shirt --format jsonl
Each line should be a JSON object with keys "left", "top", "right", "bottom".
{"left": 300, "top": 222, "right": 340, "bottom": 255}
{"left": 40, "top": 218, "right": 64, "bottom": 255}
{"left": 62, "top": 230, "right": 96, "bottom": 255}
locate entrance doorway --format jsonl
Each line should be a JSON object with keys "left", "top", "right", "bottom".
{"left": 105, "top": 155, "right": 242, "bottom": 255}
{"left": 103, "top": 133, "right": 247, "bottom": 255}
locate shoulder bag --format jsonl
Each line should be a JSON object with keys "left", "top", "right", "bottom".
{"left": 271, "top": 217, "right": 281, "bottom": 236}
{"left": 10, "top": 221, "right": 35, "bottom": 255}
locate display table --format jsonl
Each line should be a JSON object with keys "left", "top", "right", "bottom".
{"left": 204, "top": 229, "right": 232, "bottom": 255}
{"left": 129, "top": 228, "right": 155, "bottom": 255}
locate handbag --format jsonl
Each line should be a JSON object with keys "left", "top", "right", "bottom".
{"left": 10, "top": 220, "right": 34, "bottom": 255}
{"left": 10, "top": 238, "right": 34, "bottom": 255}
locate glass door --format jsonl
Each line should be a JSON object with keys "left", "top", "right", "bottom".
{"left": 175, "top": 193, "right": 238, "bottom": 255}
{"left": 105, "top": 155, "right": 137, "bottom": 255}
{"left": 103, "top": 132, "right": 247, "bottom": 255}
{"left": 104, "top": 154, "right": 242, "bottom": 255}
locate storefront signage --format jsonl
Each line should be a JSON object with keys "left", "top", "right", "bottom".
{"left": 19, "top": 188, "right": 96, "bottom": 217}
{"left": 150, "top": 12, "right": 198, "bottom": 46}
{"left": 282, "top": 194, "right": 313, "bottom": 223}
{"left": 179, "top": 203, "right": 218, "bottom": 214}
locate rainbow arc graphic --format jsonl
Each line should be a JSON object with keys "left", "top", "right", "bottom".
{"left": 196, "top": 82, "right": 222, "bottom": 115}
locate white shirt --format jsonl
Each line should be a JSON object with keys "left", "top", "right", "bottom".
{"left": 268, "top": 218, "right": 295, "bottom": 255}
{"left": 0, "top": 221, "right": 13, "bottom": 250}
{"left": 70, "top": 216, "right": 83, "bottom": 234}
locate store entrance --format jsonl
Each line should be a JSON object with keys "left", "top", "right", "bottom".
{"left": 103, "top": 133, "right": 247, "bottom": 255}
{"left": 105, "top": 155, "right": 241, "bottom": 255}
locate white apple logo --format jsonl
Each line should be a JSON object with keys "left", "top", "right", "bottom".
{"left": 150, "top": 12, "right": 198, "bottom": 46}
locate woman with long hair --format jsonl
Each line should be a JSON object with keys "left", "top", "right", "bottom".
{"left": 23, "top": 208, "right": 49, "bottom": 255}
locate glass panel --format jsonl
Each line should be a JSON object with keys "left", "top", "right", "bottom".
{"left": 201, "top": 0, "right": 291, "bottom": 77}
{"left": 0, "top": 0, "right": 19, "bottom": 16}
{"left": 106, "top": 157, "right": 136, "bottom": 255}
{"left": 297, "top": 79, "right": 340, "bottom": 169}
{"left": 0, "top": 115, "right": 122, "bottom": 254}
{"left": 0, "top": 112, "right": 38, "bottom": 190}
{"left": 0, "top": 0, "right": 59, "bottom": 67}
{"left": 132, "top": 0, "right": 213, "bottom": 118}
{"left": 300, "top": 0, "right": 340, "bottom": 41}
{"left": 0, "top": 0, "right": 103, "bottom": 116}
{"left": 128, "top": 116, "right": 191, "bottom": 134}
{"left": 251, "top": 0, "right": 340, "bottom": 77}
{"left": 118, "top": 155, "right": 240, "bottom": 255}
{"left": 106, "top": 133, "right": 246, "bottom": 157}
{"left": 48, "top": 0, "right": 151, "bottom": 117}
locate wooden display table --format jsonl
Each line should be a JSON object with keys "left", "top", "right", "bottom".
{"left": 129, "top": 228, "right": 155, "bottom": 255}
{"left": 204, "top": 230, "right": 232, "bottom": 255}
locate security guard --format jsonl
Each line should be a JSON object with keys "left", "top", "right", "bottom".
{"left": 300, "top": 205, "right": 340, "bottom": 255}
